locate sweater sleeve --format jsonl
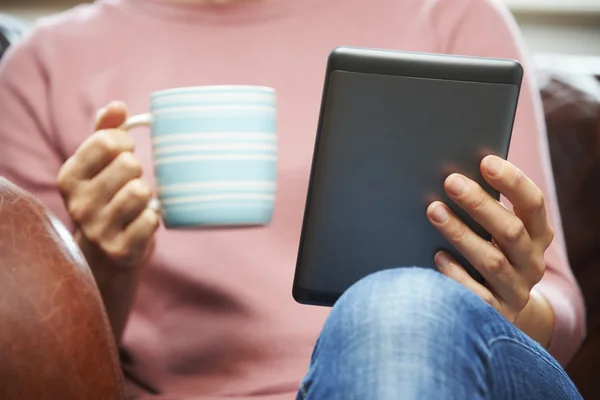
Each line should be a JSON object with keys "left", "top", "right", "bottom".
{"left": 432, "top": 0, "right": 585, "bottom": 365}
{"left": 0, "top": 28, "right": 72, "bottom": 228}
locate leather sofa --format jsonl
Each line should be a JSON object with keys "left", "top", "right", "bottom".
{"left": 539, "top": 59, "right": 600, "bottom": 399}
{"left": 0, "top": 178, "right": 125, "bottom": 400}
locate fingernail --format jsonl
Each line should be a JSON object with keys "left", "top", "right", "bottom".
{"left": 435, "top": 252, "right": 451, "bottom": 268}
{"left": 484, "top": 156, "right": 503, "bottom": 176}
{"left": 447, "top": 175, "right": 468, "bottom": 196}
{"left": 430, "top": 203, "right": 449, "bottom": 224}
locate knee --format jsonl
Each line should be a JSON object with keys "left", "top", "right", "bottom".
{"left": 322, "top": 267, "right": 491, "bottom": 347}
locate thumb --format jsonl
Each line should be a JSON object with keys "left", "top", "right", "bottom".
{"left": 94, "top": 101, "right": 128, "bottom": 131}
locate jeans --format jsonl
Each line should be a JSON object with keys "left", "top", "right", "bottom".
{"left": 297, "top": 268, "right": 582, "bottom": 400}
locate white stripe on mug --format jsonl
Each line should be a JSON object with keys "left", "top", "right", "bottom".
{"left": 154, "top": 154, "right": 277, "bottom": 166}
{"left": 157, "top": 181, "right": 275, "bottom": 194}
{"left": 161, "top": 193, "right": 275, "bottom": 205}
{"left": 152, "top": 133, "right": 276, "bottom": 145}
{"left": 153, "top": 143, "right": 277, "bottom": 156}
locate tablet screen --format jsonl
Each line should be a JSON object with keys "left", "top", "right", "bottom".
{"left": 296, "top": 69, "right": 518, "bottom": 295}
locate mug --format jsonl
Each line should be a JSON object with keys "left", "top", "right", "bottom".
{"left": 121, "top": 85, "right": 277, "bottom": 229}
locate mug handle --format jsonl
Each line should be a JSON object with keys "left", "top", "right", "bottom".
{"left": 119, "top": 113, "right": 161, "bottom": 212}
{"left": 120, "top": 113, "right": 152, "bottom": 130}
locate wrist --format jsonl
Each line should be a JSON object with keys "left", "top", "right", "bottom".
{"left": 75, "top": 231, "right": 140, "bottom": 290}
{"left": 75, "top": 230, "right": 144, "bottom": 342}
{"left": 515, "top": 288, "right": 555, "bottom": 348}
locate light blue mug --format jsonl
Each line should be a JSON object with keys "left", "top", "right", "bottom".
{"left": 121, "top": 85, "right": 277, "bottom": 228}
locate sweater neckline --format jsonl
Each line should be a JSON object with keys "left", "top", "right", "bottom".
{"left": 102, "top": 0, "right": 328, "bottom": 25}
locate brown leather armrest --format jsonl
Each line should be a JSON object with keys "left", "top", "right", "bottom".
{"left": 539, "top": 68, "right": 600, "bottom": 399}
{"left": 0, "top": 177, "right": 125, "bottom": 400}
{"left": 541, "top": 73, "right": 600, "bottom": 305}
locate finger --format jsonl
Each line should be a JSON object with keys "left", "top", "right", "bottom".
{"left": 481, "top": 156, "right": 550, "bottom": 241}
{"left": 104, "top": 208, "right": 159, "bottom": 265}
{"left": 444, "top": 173, "right": 532, "bottom": 269}
{"left": 68, "top": 129, "right": 136, "bottom": 181}
{"left": 104, "top": 179, "right": 153, "bottom": 235}
{"left": 88, "top": 152, "right": 143, "bottom": 205}
{"left": 427, "top": 201, "right": 529, "bottom": 310}
{"left": 95, "top": 101, "right": 128, "bottom": 131}
{"left": 434, "top": 251, "right": 500, "bottom": 310}
{"left": 75, "top": 178, "right": 152, "bottom": 250}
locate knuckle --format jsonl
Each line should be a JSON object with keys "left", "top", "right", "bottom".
{"left": 103, "top": 239, "right": 132, "bottom": 264}
{"left": 450, "top": 224, "right": 468, "bottom": 243}
{"left": 483, "top": 251, "right": 507, "bottom": 275}
{"left": 67, "top": 199, "right": 93, "bottom": 223}
{"left": 115, "top": 152, "right": 143, "bottom": 176}
{"left": 469, "top": 190, "right": 486, "bottom": 211}
{"left": 151, "top": 218, "right": 160, "bottom": 232}
{"left": 127, "top": 179, "right": 152, "bottom": 202}
{"left": 143, "top": 209, "right": 160, "bottom": 231}
{"left": 56, "top": 158, "right": 76, "bottom": 193}
{"left": 530, "top": 188, "right": 545, "bottom": 212}
{"left": 93, "top": 131, "right": 119, "bottom": 156}
{"left": 82, "top": 224, "right": 104, "bottom": 245}
{"left": 108, "top": 128, "right": 136, "bottom": 152}
{"left": 121, "top": 133, "right": 136, "bottom": 151}
{"left": 502, "top": 221, "right": 527, "bottom": 244}
{"left": 56, "top": 174, "right": 68, "bottom": 194}
{"left": 530, "top": 257, "right": 546, "bottom": 282}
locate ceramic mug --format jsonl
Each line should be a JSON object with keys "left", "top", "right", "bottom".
{"left": 121, "top": 85, "right": 277, "bottom": 228}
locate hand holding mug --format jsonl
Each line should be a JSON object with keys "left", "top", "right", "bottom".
{"left": 59, "top": 85, "right": 276, "bottom": 266}
{"left": 57, "top": 101, "right": 159, "bottom": 268}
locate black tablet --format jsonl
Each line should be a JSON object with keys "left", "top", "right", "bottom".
{"left": 293, "top": 46, "right": 522, "bottom": 306}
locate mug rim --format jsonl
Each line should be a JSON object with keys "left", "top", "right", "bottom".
{"left": 151, "top": 85, "right": 276, "bottom": 98}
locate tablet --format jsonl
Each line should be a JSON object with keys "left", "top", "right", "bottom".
{"left": 293, "top": 46, "right": 522, "bottom": 306}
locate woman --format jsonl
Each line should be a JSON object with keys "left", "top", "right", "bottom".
{"left": 0, "top": 0, "right": 585, "bottom": 398}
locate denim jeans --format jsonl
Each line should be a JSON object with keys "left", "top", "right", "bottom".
{"left": 297, "top": 268, "right": 582, "bottom": 400}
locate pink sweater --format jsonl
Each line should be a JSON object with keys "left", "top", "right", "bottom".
{"left": 0, "top": 0, "right": 585, "bottom": 398}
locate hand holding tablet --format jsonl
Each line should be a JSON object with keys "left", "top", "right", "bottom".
{"left": 293, "top": 47, "right": 554, "bottom": 321}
